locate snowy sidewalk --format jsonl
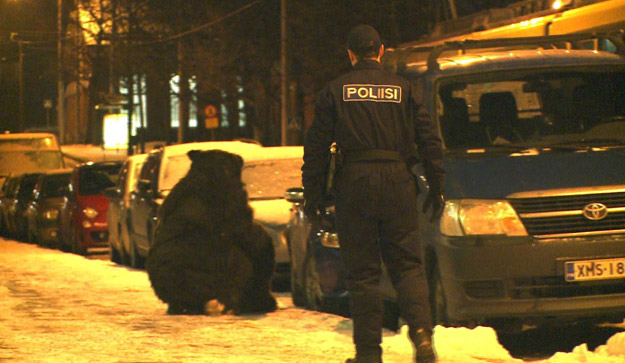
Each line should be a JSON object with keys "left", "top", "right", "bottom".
{"left": 0, "top": 239, "right": 623, "bottom": 363}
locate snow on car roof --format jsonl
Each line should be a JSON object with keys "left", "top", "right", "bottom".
{"left": 161, "top": 140, "right": 263, "bottom": 159}
{"left": 0, "top": 132, "right": 58, "bottom": 140}
{"left": 159, "top": 141, "right": 264, "bottom": 193}
{"left": 42, "top": 168, "right": 74, "bottom": 175}
{"left": 244, "top": 146, "right": 303, "bottom": 162}
{"left": 159, "top": 143, "right": 304, "bottom": 195}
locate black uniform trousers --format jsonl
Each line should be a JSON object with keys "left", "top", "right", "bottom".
{"left": 335, "top": 160, "right": 432, "bottom": 355}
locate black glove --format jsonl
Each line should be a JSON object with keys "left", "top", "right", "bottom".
{"left": 303, "top": 196, "right": 323, "bottom": 223}
{"left": 422, "top": 188, "right": 445, "bottom": 223}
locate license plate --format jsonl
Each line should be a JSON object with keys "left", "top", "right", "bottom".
{"left": 565, "top": 258, "right": 625, "bottom": 282}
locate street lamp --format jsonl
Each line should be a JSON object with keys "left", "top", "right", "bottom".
{"left": 57, "top": 0, "right": 65, "bottom": 144}
{"left": 9, "top": 33, "right": 25, "bottom": 132}
{"left": 280, "top": 0, "right": 287, "bottom": 145}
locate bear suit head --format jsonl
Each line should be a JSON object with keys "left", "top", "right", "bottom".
{"left": 187, "top": 149, "right": 244, "bottom": 181}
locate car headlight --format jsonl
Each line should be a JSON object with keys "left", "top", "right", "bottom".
{"left": 43, "top": 209, "right": 59, "bottom": 220}
{"left": 440, "top": 199, "right": 527, "bottom": 236}
{"left": 83, "top": 207, "right": 98, "bottom": 219}
{"left": 319, "top": 231, "right": 339, "bottom": 248}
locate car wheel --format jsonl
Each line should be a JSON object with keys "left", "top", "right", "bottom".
{"left": 58, "top": 230, "right": 71, "bottom": 252}
{"left": 303, "top": 251, "right": 324, "bottom": 311}
{"left": 128, "top": 236, "right": 144, "bottom": 269}
{"left": 290, "top": 247, "right": 307, "bottom": 307}
{"left": 430, "top": 265, "right": 449, "bottom": 326}
{"left": 49, "top": 233, "right": 62, "bottom": 250}
{"left": 109, "top": 242, "right": 121, "bottom": 264}
{"left": 70, "top": 226, "right": 86, "bottom": 256}
{"left": 27, "top": 225, "right": 38, "bottom": 245}
{"left": 118, "top": 224, "right": 130, "bottom": 266}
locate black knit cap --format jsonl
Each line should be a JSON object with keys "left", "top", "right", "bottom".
{"left": 347, "top": 24, "right": 381, "bottom": 52}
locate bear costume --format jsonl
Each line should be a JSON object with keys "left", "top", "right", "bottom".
{"left": 145, "top": 149, "right": 277, "bottom": 315}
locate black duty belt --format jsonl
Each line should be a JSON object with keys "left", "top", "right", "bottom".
{"left": 343, "top": 149, "right": 403, "bottom": 163}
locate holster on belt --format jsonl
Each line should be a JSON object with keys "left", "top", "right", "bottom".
{"left": 325, "top": 143, "right": 338, "bottom": 196}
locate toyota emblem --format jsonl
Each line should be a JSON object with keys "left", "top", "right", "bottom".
{"left": 582, "top": 203, "right": 608, "bottom": 220}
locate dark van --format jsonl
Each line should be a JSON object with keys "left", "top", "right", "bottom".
{"left": 286, "top": 32, "right": 625, "bottom": 332}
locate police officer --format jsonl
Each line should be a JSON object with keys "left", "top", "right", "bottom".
{"left": 302, "top": 24, "right": 444, "bottom": 363}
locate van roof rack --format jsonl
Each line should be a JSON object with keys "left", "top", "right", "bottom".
{"left": 389, "top": 30, "right": 625, "bottom": 72}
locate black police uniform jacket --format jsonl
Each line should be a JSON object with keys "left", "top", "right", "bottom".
{"left": 302, "top": 59, "right": 444, "bottom": 202}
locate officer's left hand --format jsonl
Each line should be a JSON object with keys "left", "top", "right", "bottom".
{"left": 303, "top": 197, "right": 323, "bottom": 224}
{"left": 422, "top": 189, "right": 445, "bottom": 223}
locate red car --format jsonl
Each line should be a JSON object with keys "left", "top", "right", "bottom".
{"left": 59, "top": 161, "right": 122, "bottom": 255}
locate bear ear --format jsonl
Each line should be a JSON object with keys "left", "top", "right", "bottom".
{"left": 187, "top": 150, "right": 200, "bottom": 161}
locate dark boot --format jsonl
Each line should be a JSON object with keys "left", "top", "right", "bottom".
{"left": 409, "top": 328, "right": 437, "bottom": 363}
{"left": 345, "top": 346, "right": 383, "bottom": 363}
{"left": 345, "top": 355, "right": 383, "bottom": 363}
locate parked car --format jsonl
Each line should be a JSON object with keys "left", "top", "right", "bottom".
{"left": 0, "top": 175, "right": 19, "bottom": 236}
{"left": 0, "top": 132, "right": 64, "bottom": 177}
{"left": 287, "top": 32, "right": 625, "bottom": 332}
{"left": 6, "top": 172, "right": 43, "bottom": 240}
{"left": 104, "top": 153, "right": 147, "bottom": 265}
{"left": 59, "top": 161, "right": 122, "bottom": 255}
{"left": 241, "top": 146, "right": 303, "bottom": 290}
{"left": 25, "top": 169, "right": 73, "bottom": 248}
{"left": 126, "top": 141, "right": 263, "bottom": 268}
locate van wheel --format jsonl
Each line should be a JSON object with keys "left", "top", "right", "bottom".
{"left": 303, "top": 252, "right": 324, "bottom": 311}
{"left": 430, "top": 266, "right": 449, "bottom": 326}
{"left": 290, "top": 247, "right": 306, "bottom": 307}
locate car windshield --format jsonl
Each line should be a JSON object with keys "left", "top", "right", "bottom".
{"left": 78, "top": 165, "right": 121, "bottom": 196}
{"left": 437, "top": 69, "right": 625, "bottom": 152}
{"left": 41, "top": 174, "right": 70, "bottom": 199}
{"left": 242, "top": 158, "right": 303, "bottom": 200}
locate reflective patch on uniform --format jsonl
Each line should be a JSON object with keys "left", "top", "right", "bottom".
{"left": 343, "top": 84, "right": 402, "bottom": 103}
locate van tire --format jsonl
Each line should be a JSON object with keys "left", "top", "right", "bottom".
{"left": 430, "top": 265, "right": 449, "bottom": 326}
{"left": 290, "top": 247, "right": 306, "bottom": 307}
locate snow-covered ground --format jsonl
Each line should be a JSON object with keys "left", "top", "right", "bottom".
{"left": 61, "top": 144, "right": 129, "bottom": 165}
{"left": 1, "top": 238, "right": 624, "bottom": 363}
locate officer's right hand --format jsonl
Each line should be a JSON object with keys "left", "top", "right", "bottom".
{"left": 422, "top": 188, "right": 445, "bottom": 223}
